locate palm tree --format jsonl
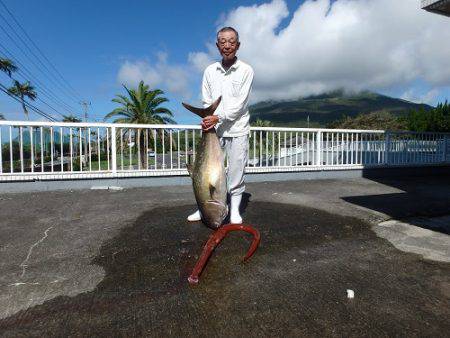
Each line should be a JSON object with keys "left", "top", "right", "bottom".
{"left": 61, "top": 114, "right": 84, "bottom": 160}
{"left": 105, "top": 81, "right": 175, "bottom": 168}
{"left": 8, "top": 80, "right": 37, "bottom": 120}
{"left": 62, "top": 115, "right": 82, "bottom": 122}
{"left": 252, "top": 118, "right": 274, "bottom": 128}
{"left": 0, "top": 58, "right": 17, "bottom": 77}
{"left": 106, "top": 81, "right": 174, "bottom": 124}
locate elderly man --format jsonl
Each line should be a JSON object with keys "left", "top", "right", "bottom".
{"left": 188, "top": 26, "right": 254, "bottom": 224}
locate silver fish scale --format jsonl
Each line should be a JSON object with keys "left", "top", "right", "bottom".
{"left": 192, "top": 131, "right": 228, "bottom": 229}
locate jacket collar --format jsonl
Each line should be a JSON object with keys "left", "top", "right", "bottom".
{"left": 216, "top": 59, "right": 240, "bottom": 73}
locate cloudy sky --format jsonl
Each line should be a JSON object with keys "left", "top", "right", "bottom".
{"left": 0, "top": 0, "right": 449, "bottom": 123}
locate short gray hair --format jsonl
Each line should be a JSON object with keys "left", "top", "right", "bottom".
{"left": 217, "top": 27, "right": 239, "bottom": 41}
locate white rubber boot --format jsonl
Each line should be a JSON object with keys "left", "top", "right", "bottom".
{"left": 230, "top": 194, "right": 243, "bottom": 224}
{"left": 187, "top": 210, "right": 201, "bottom": 222}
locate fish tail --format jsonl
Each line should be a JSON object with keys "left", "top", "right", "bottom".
{"left": 182, "top": 96, "right": 222, "bottom": 118}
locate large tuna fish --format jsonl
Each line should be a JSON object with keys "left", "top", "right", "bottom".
{"left": 182, "top": 97, "right": 228, "bottom": 229}
{"left": 182, "top": 97, "right": 261, "bottom": 285}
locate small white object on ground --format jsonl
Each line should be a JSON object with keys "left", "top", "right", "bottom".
{"left": 347, "top": 289, "right": 355, "bottom": 299}
{"left": 108, "top": 186, "right": 124, "bottom": 191}
{"left": 9, "top": 282, "right": 40, "bottom": 287}
{"left": 90, "top": 186, "right": 123, "bottom": 191}
{"left": 292, "top": 259, "right": 296, "bottom": 262}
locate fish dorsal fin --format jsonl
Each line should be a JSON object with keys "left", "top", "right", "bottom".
{"left": 182, "top": 96, "right": 222, "bottom": 118}
{"left": 186, "top": 164, "right": 193, "bottom": 177}
{"left": 186, "top": 153, "right": 195, "bottom": 177}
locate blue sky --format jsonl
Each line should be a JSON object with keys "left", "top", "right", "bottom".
{"left": 1, "top": 0, "right": 254, "bottom": 122}
{"left": 0, "top": 0, "right": 449, "bottom": 124}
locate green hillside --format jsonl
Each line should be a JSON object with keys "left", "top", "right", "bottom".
{"left": 249, "top": 90, "right": 433, "bottom": 127}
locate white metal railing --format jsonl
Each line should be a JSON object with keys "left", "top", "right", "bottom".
{"left": 0, "top": 121, "right": 449, "bottom": 181}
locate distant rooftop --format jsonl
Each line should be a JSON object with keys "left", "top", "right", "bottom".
{"left": 422, "top": 0, "right": 450, "bottom": 16}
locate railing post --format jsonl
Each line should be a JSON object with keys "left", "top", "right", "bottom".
{"left": 316, "top": 130, "right": 322, "bottom": 166}
{"left": 110, "top": 126, "right": 117, "bottom": 174}
{"left": 384, "top": 131, "right": 390, "bottom": 165}
{"left": 0, "top": 127, "right": 2, "bottom": 174}
{"left": 443, "top": 135, "right": 448, "bottom": 163}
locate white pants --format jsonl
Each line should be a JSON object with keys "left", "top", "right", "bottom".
{"left": 220, "top": 135, "right": 248, "bottom": 197}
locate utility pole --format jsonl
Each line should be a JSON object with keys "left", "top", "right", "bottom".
{"left": 79, "top": 101, "right": 91, "bottom": 123}
{"left": 79, "top": 101, "right": 91, "bottom": 166}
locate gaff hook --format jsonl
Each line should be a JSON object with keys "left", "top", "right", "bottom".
{"left": 188, "top": 224, "right": 261, "bottom": 285}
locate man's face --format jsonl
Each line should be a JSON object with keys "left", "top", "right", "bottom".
{"left": 216, "top": 31, "right": 240, "bottom": 62}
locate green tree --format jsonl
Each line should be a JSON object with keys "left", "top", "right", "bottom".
{"left": 250, "top": 119, "right": 276, "bottom": 162}
{"left": 328, "top": 111, "right": 407, "bottom": 131}
{"left": 106, "top": 81, "right": 174, "bottom": 124}
{"left": 105, "top": 81, "right": 175, "bottom": 167}
{"left": 8, "top": 80, "right": 37, "bottom": 120}
{"left": 251, "top": 118, "right": 274, "bottom": 128}
{"left": 406, "top": 101, "right": 450, "bottom": 132}
{"left": 0, "top": 58, "right": 17, "bottom": 77}
{"left": 62, "top": 115, "right": 82, "bottom": 159}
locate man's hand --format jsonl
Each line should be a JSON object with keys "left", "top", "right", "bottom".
{"left": 201, "top": 115, "right": 219, "bottom": 131}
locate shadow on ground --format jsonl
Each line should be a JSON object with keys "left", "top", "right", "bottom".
{"left": 343, "top": 175, "right": 450, "bottom": 234}
{"left": 1, "top": 201, "right": 449, "bottom": 337}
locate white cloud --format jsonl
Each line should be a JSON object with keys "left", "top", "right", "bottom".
{"left": 421, "top": 89, "right": 440, "bottom": 104}
{"left": 188, "top": 52, "right": 214, "bottom": 74}
{"left": 401, "top": 89, "right": 416, "bottom": 102}
{"left": 117, "top": 52, "right": 191, "bottom": 98}
{"left": 189, "top": 0, "right": 450, "bottom": 102}
{"left": 188, "top": 42, "right": 218, "bottom": 73}
{"left": 402, "top": 87, "right": 440, "bottom": 104}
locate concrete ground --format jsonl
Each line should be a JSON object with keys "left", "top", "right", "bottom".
{"left": 0, "top": 176, "right": 449, "bottom": 337}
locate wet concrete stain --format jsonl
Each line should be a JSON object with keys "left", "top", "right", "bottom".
{"left": 0, "top": 202, "right": 449, "bottom": 337}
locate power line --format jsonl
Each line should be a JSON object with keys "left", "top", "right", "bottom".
{"left": 0, "top": 1, "right": 88, "bottom": 121}
{"left": 0, "top": 83, "right": 55, "bottom": 121}
{"left": 0, "top": 20, "right": 81, "bottom": 107}
{"left": 2, "top": 67, "right": 70, "bottom": 119}
{"left": 36, "top": 97, "right": 66, "bottom": 119}
{"left": 0, "top": 0, "right": 82, "bottom": 101}
{"left": 1, "top": 49, "right": 72, "bottom": 117}
{"left": 0, "top": 9, "right": 81, "bottom": 104}
{"left": 0, "top": 82, "right": 57, "bottom": 121}
{"left": 0, "top": 49, "right": 76, "bottom": 117}
{"left": 0, "top": 44, "right": 79, "bottom": 115}
{"left": 0, "top": 41, "right": 77, "bottom": 113}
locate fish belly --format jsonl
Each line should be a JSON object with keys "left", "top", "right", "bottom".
{"left": 192, "top": 133, "right": 227, "bottom": 228}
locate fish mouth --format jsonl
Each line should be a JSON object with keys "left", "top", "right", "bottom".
{"left": 201, "top": 199, "right": 228, "bottom": 229}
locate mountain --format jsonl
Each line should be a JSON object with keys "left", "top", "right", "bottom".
{"left": 249, "top": 90, "right": 433, "bottom": 127}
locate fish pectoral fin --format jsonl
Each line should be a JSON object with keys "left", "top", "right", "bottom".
{"left": 209, "top": 182, "right": 224, "bottom": 203}
{"left": 209, "top": 184, "right": 216, "bottom": 199}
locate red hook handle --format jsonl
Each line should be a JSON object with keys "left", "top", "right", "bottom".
{"left": 188, "top": 223, "right": 261, "bottom": 285}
